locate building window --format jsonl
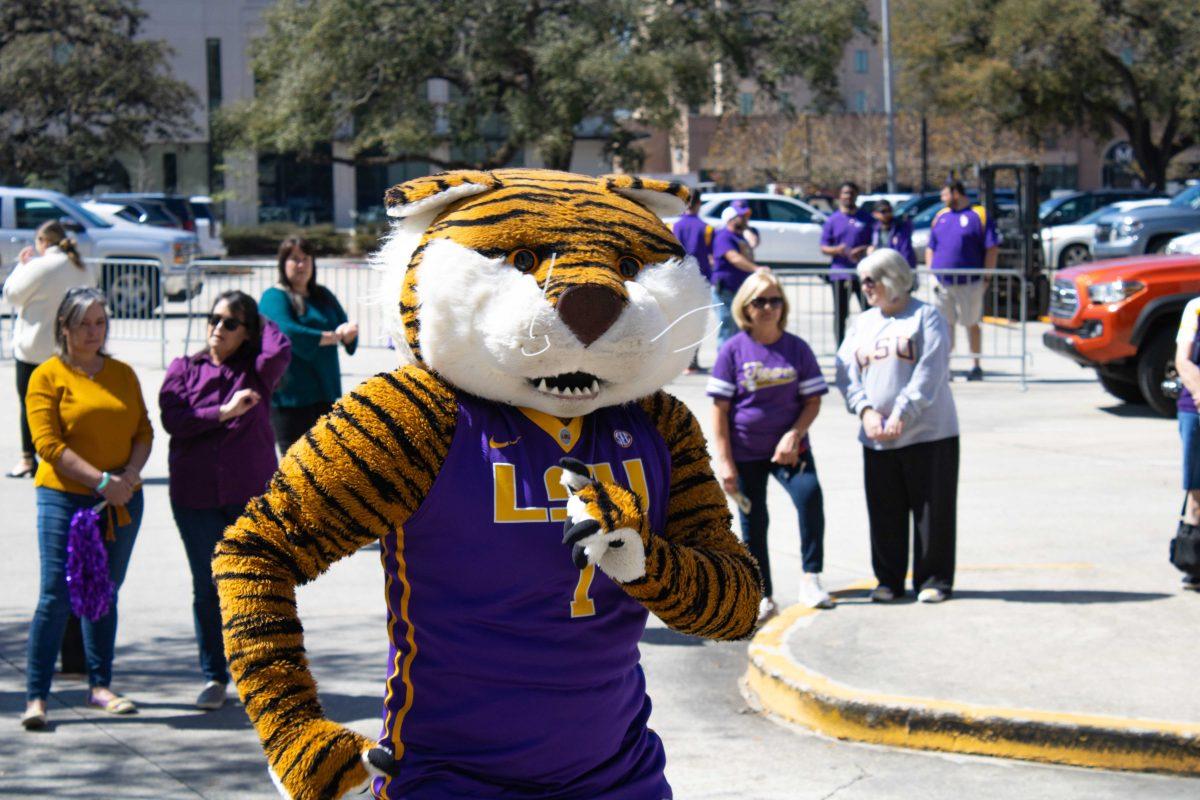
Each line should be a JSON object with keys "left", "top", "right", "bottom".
{"left": 205, "top": 39, "right": 222, "bottom": 111}
{"left": 258, "top": 144, "right": 334, "bottom": 225}
{"left": 739, "top": 92, "right": 754, "bottom": 116}
{"left": 854, "top": 91, "right": 868, "bottom": 112}
{"left": 855, "top": 49, "right": 868, "bottom": 74}
{"left": 163, "top": 153, "right": 178, "bottom": 193}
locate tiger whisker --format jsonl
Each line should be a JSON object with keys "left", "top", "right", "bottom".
{"left": 649, "top": 302, "right": 723, "bottom": 344}
{"left": 521, "top": 253, "right": 557, "bottom": 356}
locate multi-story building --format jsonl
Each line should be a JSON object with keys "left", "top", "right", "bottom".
{"left": 123, "top": 1, "right": 1195, "bottom": 227}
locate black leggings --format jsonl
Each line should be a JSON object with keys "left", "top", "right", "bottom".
{"left": 15, "top": 359, "right": 38, "bottom": 459}
{"left": 863, "top": 436, "right": 959, "bottom": 596}
{"left": 270, "top": 401, "right": 334, "bottom": 455}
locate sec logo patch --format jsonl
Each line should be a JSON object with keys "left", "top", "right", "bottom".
{"left": 613, "top": 430, "right": 634, "bottom": 448}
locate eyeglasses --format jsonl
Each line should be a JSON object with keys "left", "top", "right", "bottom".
{"left": 208, "top": 314, "right": 244, "bottom": 332}
{"left": 749, "top": 297, "right": 784, "bottom": 310}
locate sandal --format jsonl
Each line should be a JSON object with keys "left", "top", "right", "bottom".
{"left": 87, "top": 691, "right": 137, "bottom": 715}
{"left": 6, "top": 461, "right": 35, "bottom": 479}
{"left": 21, "top": 705, "right": 47, "bottom": 730}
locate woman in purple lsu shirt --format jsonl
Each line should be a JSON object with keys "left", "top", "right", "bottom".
{"left": 707, "top": 270, "right": 832, "bottom": 620}
{"left": 158, "top": 290, "right": 291, "bottom": 710}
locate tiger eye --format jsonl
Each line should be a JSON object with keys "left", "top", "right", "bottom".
{"left": 509, "top": 249, "right": 539, "bottom": 273}
{"left": 618, "top": 256, "right": 642, "bottom": 279}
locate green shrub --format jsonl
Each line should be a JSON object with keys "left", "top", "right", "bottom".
{"left": 223, "top": 223, "right": 348, "bottom": 257}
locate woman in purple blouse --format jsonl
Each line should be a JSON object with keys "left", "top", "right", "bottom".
{"left": 158, "top": 290, "right": 290, "bottom": 710}
{"left": 707, "top": 270, "right": 831, "bottom": 623}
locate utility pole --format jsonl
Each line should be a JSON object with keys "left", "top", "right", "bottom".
{"left": 881, "top": 0, "right": 897, "bottom": 193}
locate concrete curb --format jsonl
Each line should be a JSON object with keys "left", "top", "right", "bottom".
{"left": 743, "top": 590, "right": 1200, "bottom": 776}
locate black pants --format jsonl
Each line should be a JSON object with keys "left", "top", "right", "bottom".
{"left": 16, "top": 358, "right": 37, "bottom": 459}
{"left": 863, "top": 436, "right": 959, "bottom": 596}
{"left": 832, "top": 278, "right": 866, "bottom": 345}
{"left": 270, "top": 401, "right": 333, "bottom": 455}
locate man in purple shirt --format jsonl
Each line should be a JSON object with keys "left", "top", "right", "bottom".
{"left": 711, "top": 207, "right": 762, "bottom": 347}
{"left": 868, "top": 199, "right": 916, "bottom": 266}
{"left": 926, "top": 180, "right": 1000, "bottom": 380}
{"left": 820, "top": 181, "right": 873, "bottom": 344}
{"left": 673, "top": 193, "right": 713, "bottom": 372}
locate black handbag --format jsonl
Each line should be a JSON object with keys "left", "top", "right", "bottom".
{"left": 1170, "top": 520, "right": 1200, "bottom": 574}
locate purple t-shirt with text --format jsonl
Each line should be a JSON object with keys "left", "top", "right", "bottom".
{"left": 707, "top": 331, "right": 828, "bottom": 462}
{"left": 672, "top": 212, "right": 712, "bottom": 280}
{"left": 820, "top": 209, "right": 873, "bottom": 279}
{"left": 928, "top": 205, "right": 999, "bottom": 284}
{"left": 711, "top": 227, "right": 751, "bottom": 293}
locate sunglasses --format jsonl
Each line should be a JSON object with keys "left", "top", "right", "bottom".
{"left": 861, "top": 277, "right": 877, "bottom": 288}
{"left": 208, "top": 314, "right": 245, "bottom": 332}
{"left": 749, "top": 296, "right": 784, "bottom": 310}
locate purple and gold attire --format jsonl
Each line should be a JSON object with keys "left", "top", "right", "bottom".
{"left": 672, "top": 213, "right": 712, "bottom": 281}
{"left": 706, "top": 332, "right": 827, "bottom": 462}
{"left": 820, "top": 209, "right": 873, "bottom": 279}
{"left": 871, "top": 219, "right": 916, "bottom": 267}
{"left": 928, "top": 205, "right": 999, "bottom": 284}
{"left": 375, "top": 393, "right": 672, "bottom": 799}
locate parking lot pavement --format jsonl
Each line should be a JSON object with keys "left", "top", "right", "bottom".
{"left": 2, "top": 325, "right": 1197, "bottom": 798}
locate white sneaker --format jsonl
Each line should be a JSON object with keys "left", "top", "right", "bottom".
{"left": 799, "top": 573, "right": 834, "bottom": 609}
{"left": 917, "top": 587, "right": 948, "bottom": 603}
{"left": 195, "top": 681, "right": 227, "bottom": 711}
{"left": 869, "top": 585, "right": 897, "bottom": 603}
{"left": 756, "top": 597, "right": 778, "bottom": 624}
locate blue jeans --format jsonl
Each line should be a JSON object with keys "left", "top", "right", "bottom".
{"left": 170, "top": 502, "right": 239, "bottom": 684}
{"left": 735, "top": 449, "right": 825, "bottom": 597}
{"left": 27, "top": 487, "right": 143, "bottom": 701}
{"left": 1181, "top": 412, "right": 1200, "bottom": 491}
{"left": 713, "top": 286, "right": 739, "bottom": 349}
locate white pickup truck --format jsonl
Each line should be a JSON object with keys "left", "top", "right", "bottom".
{"left": 663, "top": 192, "right": 831, "bottom": 267}
{"left": 0, "top": 187, "right": 201, "bottom": 317}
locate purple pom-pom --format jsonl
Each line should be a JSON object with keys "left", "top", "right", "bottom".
{"left": 66, "top": 507, "right": 113, "bottom": 622}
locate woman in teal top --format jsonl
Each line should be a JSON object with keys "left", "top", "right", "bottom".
{"left": 259, "top": 237, "right": 358, "bottom": 453}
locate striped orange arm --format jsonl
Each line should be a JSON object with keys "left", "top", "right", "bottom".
{"left": 212, "top": 367, "right": 456, "bottom": 800}
{"left": 628, "top": 391, "right": 763, "bottom": 640}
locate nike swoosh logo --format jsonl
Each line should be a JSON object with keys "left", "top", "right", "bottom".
{"left": 489, "top": 436, "right": 522, "bottom": 449}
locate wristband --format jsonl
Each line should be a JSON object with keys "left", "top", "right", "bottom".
{"left": 96, "top": 471, "right": 111, "bottom": 492}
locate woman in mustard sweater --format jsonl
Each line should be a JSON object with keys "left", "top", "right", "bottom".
{"left": 20, "top": 287, "right": 153, "bottom": 730}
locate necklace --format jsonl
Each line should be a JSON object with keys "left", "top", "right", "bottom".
{"left": 66, "top": 355, "right": 103, "bottom": 379}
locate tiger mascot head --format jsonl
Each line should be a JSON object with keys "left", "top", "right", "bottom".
{"left": 374, "top": 168, "right": 710, "bottom": 416}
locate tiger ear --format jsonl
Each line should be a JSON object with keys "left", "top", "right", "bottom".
{"left": 384, "top": 170, "right": 504, "bottom": 218}
{"left": 601, "top": 174, "right": 692, "bottom": 218}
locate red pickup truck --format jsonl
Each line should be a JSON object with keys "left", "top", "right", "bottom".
{"left": 1043, "top": 255, "right": 1200, "bottom": 416}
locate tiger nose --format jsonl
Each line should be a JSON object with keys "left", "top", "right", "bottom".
{"left": 556, "top": 285, "right": 625, "bottom": 347}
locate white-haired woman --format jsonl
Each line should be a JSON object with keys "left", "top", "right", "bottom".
{"left": 835, "top": 248, "right": 959, "bottom": 604}
{"left": 708, "top": 269, "right": 831, "bottom": 620}
{"left": 21, "top": 287, "right": 152, "bottom": 729}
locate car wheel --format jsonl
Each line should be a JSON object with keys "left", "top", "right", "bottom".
{"left": 1097, "top": 372, "right": 1146, "bottom": 404}
{"left": 1148, "top": 236, "right": 1176, "bottom": 255}
{"left": 102, "top": 264, "right": 161, "bottom": 319}
{"left": 1136, "top": 326, "right": 1179, "bottom": 417}
{"left": 1059, "top": 244, "right": 1091, "bottom": 268}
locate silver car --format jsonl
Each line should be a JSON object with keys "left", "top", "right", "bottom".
{"left": 1, "top": 187, "right": 201, "bottom": 317}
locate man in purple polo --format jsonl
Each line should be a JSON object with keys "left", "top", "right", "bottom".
{"left": 820, "top": 181, "right": 873, "bottom": 344}
{"left": 926, "top": 180, "right": 999, "bottom": 381}
{"left": 673, "top": 191, "right": 713, "bottom": 371}
{"left": 711, "top": 206, "right": 762, "bottom": 347}
{"left": 732, "top": 199, "right": 761, "bottom": 250}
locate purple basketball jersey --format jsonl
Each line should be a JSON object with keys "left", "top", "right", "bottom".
{"left": 374, "top": 394, "right": 673, "bottom": 799}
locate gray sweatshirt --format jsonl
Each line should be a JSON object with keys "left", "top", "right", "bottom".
{"left": 835, "top": 298, "right": 959, "bottom": 450}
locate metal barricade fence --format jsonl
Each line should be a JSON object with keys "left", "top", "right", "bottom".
{"left": 774, "top": 266, "right": 1027, "bottom": 387}
{"left": 182, "top": 259, "right": 389, "bottom": 357}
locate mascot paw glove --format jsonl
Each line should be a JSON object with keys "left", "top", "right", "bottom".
{"left": 559, "top": 457, "right": 649, "bottom": 583}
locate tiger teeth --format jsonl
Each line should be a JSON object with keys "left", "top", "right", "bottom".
{"left": 538, "top": 379, "right": 549, "bottom": 392}
{"left": 589, "top": 380, "right": 600, "bottom": 394}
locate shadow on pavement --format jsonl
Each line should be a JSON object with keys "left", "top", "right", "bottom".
{"left": 951, "top": 589, "right": 1172, "bottom": 604}
{"left": 1098, "top": 404, "right": 1171, "bottom": 419}
{"left": 640, "top": 627, "right": 704, "bottom": 647}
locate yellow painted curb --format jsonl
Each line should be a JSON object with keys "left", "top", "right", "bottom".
{"left": 745, "top": 591, "right": 1200, "bottom": 775}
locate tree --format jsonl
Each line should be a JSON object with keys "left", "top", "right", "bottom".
{"left": 220, "top": 0, "right": 871, "bottom": 173}
{"left": 0, "top": 0, "right": 198, "bottom": 193}
{"left": 894, "top": 0, "right": 1200, "bottom": 190}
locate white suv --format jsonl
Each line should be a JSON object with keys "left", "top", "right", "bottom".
{"left": 1, "top": 187, "right": 200, "bottom": 317}
{"left": 664, "top": 192, "right": 830, "bottom": 267}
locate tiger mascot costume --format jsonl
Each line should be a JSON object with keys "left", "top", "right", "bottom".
{"left": 213, "top": 168, "right": 762, "bottom": 800}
